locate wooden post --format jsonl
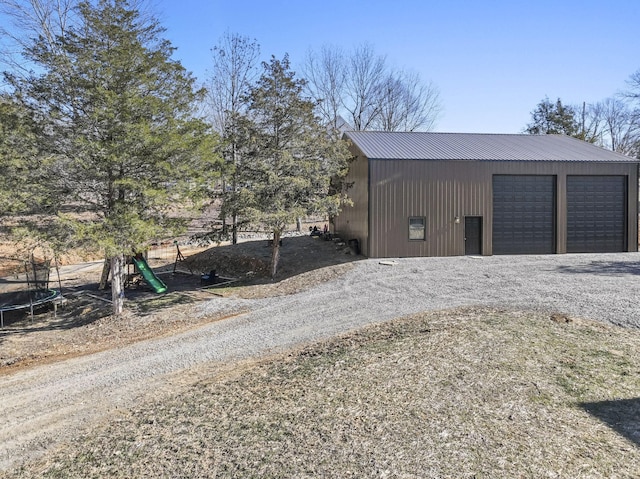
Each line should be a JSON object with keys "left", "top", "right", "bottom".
{"left": 98, "top": 258, "right": 111, "bottom": 290}
{"left": 270, "top": 230, "right": 281, "bottom": 279}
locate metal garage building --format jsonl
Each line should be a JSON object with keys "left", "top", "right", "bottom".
{"left": 334, "top": 131, "right": 639, "bottom": 257}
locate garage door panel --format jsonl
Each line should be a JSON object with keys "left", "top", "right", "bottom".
{"left": 493, "top": 175, "right": 556, "bottom": 255}
{"left": 567, "top": 176, "right": 626, "bottom": 253}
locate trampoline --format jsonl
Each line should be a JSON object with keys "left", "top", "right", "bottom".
{"left": 0, "top": 258, "right": 64, "bottom": 328}
{"left": 0, "top": 289, "right": 62, "bottom": 328}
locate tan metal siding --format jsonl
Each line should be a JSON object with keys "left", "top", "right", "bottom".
{"left": 367, "top": 160, "right": 638, "bottom": 258}
{"left": 333, "top": 154, "right": 369, "bottom": 255}
{"left": 369, "top": 160, "right": 486, "bottom": 257}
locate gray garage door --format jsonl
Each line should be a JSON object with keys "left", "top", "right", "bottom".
{"left": 493, "top": 175, "right": 556, "bottom": 254}
{"left": 567, "top": 175, "right": 626, "bottom": 253}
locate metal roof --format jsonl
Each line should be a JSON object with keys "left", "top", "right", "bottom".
{"left": 344, "top": 131, "right": 638, "bottom": 162}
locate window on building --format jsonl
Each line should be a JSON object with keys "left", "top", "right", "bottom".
{"left": 409, "top": 217, "right": 425, "bottom": 240}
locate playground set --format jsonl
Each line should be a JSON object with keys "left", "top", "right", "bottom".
{"left": 0, "top": 243, "right": 235, "bottom": 328}
{"left": 120, "top": 244, "right": 232, "bottom": 291}
{"left": 122, "top": 253, "right": 169, "bottom": 294}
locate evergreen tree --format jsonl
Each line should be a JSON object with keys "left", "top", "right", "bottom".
{"left": 0, "top": 94, "right": 41, "bottom": 216}
{"left": 525, "top": 97, "right": 580, "bottom": 136}
{"left": 241, "top": 55, "right": 351, "bottom": 277}
{"left": 8, "top": 0, "right": 220, "bottom": 315}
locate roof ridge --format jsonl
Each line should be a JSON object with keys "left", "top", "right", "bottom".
{"left": 343, "top": 131, "right": 637, "bottom": 162}
{"left": 346, "top": 131, "right": 533, "bottom": 136}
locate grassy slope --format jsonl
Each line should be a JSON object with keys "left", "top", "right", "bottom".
{"left": 6, "top": 307, "right": 640, "bottom": 478}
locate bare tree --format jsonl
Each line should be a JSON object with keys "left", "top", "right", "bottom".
{"left": 620, "top": 69, "right": 640, "bottom": 157}
{"left": 597, "top": 98, "right": 640, "bottom": 155}
{"left": 572, "top": 98, "right": 640, "bottom": 156}
{"left": 303, "top": 43, "right": 441, "bottom": 132}
{"left": 376, "top": 69, "right": 441, "bottom": 131}
{"left": 343, "top": 43, "right": 386, "bottom": 130}
{"left": 205, "top": 32, "right": 260, "bottom": 244}
{"left": 375, "top": 73, "right": 403, "bottom": 131}
{"left": 304, "top": 43, "right": 385, "bottom": 131}
{"left": 302, "top": 44, "right": 346, "bottom": 131}
{"left": 0, "top": 0, "right": 78, "bottom": 77}
{"left": 206, "top": 31, "right": 260, "bottom": 133}
{"left": 626, "top": 69, "right": 640, "bottom": 103}
{"left": 574, "top": 101, "right": 605, "bottom": 144}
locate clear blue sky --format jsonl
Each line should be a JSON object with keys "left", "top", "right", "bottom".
{"left": 157, "top": 0, "right": 639, "bottom": 133}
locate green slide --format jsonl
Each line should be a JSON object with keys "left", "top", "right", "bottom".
{"left": 132, "top": 255, "right": 168, "bottom": 293}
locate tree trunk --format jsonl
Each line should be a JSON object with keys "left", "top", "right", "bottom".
{"left": 231, "top": 172, "right": 238, "bottom": 245}
{"left": 110, "top": 253, "right": 125, "bottom": 316}
{"left": 296, "top": 217, "right": 302, "bottom": 233}
{"left": 221, "top": 179, "right": 227, "bottom": 236}
{"left": 232, "top": 213, "right": 238, "bottom": 245}
{"left": 270, "top": 230, "right": 281, "bottom": 279}
{"left": 231, "top": 144, "right": 239, "bottom": 245}
{"left": 98, "top": 258, "right": 111, "bottom": 290}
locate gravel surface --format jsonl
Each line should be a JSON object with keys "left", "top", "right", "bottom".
{"left": 199, "top": 251, "right": 640, "bottom": 331}
{"left": 1, "top": 252, "right": 639, "bottom": 470}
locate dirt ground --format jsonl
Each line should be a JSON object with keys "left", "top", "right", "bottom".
{"left": 0, "top": 232, "right": 359, "bottom": 374}
{"left": 5, "top": 307, "right": 640, "bottom": 477}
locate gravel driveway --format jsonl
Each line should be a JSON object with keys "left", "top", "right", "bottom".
{"left": 1, "top": 252, "right": 639, "bottom": 470}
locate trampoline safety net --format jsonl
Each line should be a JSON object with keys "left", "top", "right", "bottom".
{"left": 26, "top": 260, "right": 51, "bottom": 292}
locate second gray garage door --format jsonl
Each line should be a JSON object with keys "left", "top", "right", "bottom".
{"left": 567, "top": 175, "right": 627, "bottom": 253}
{"left": 493, "top": 175, "right": 556, "bottom": 254}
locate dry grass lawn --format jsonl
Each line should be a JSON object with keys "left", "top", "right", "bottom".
{"left": 4, "top": 307, "right": 640, "bottom": 478}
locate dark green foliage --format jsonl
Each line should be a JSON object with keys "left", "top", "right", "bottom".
{"left": 525, "top": 97, "right": 581, "bottom": 137}
{"left": 0, "top": 94, "right": 44, "bottom": 216}
{"left": 13, "top": 0, "right": 219, "bottom": 255}
{"left": 238, "top": 55, "right": 351, "bottom": 276}
{"left": 6, "top": 0, "right": 221, "bottom": 313}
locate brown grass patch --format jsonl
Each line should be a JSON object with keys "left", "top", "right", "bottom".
{"left": 7, "top": 307, "right": 640, "bottom": 478}
{"left": 182, "top": 235, "right": 357, "bottom": 282}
